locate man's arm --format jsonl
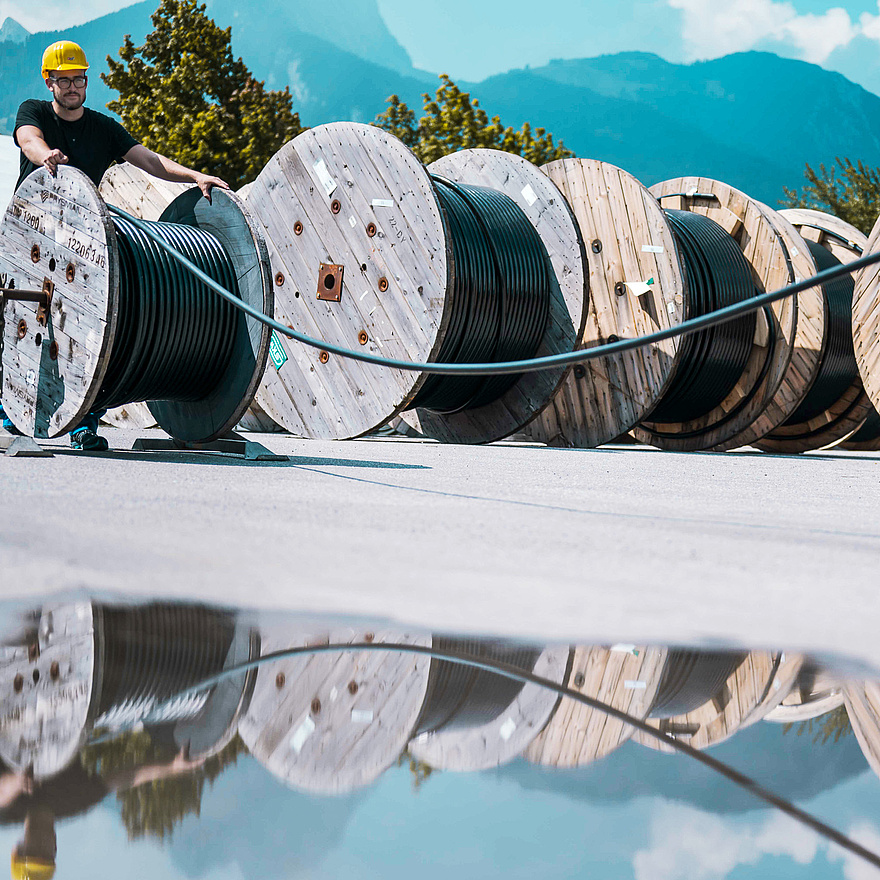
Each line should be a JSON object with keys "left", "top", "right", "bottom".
{"left": 123, "top": 144, "right": 229, "bottom": 202}
{"left": 16, "top": 125, "right": 68, "bottom": 175}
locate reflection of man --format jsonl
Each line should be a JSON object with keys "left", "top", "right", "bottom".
{"left": 0, "top": 39, "right": 228, "bottom": 450}
{"left": 0, "top": 750, "right": 205, "bottom": 879}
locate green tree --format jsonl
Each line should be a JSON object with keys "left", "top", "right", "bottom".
{"left": 783, "top": 158, "right": 880, "bottom": 236}
{"left": 376, "top": 75, "right": 573, "bottom": 166}
{"left": 783, "top": 705, "right": 852, "bottom": 745}
{"left": 102, "top": 0, "right": 304, "bottom": 189}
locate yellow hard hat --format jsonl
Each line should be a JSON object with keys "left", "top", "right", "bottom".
{"left": 41, "top": 41, "right": 89, "bottom": 79}
{"left": 10, "top": 853, "right": 54, "bottom": 880}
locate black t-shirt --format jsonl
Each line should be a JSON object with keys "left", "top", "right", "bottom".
{"left": 14, "top": 99, "right": 138, "bottom": 190}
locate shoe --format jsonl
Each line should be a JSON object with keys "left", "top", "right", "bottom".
{"left": 70, "top": 428, "right": 109, "bottom": 452}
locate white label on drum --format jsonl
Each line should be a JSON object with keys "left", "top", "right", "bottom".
{"left": 329, "top": 686, "right": 339, "bottom": 702}
{"left": 371, "top": 199, "right": 394, "bottom": 208}
{"left": 26, "top": 370, "right": 36, "bottom": 387}
{"left": 791, "top": 248, "right": 799, "bottom": 258}
{"left": 625, "top": 281, "right": 652, "bottom": 296}
{"left": 642, "top": 245, "right": 665, "bottom": 254}
{"left": 611, "top": 644, "right": 638, "bottom": 655}
{"left": 499, "top": 717, "right": 517, "bottom": 740}
{"left": 667, "top": 301, "right": 676, "bottom": 316}
{"left": 624, "top": 680, "right": 647, "bottom": 690}
{"left": 351, "top": 709, "right": 374, "bottom": 724}
{"left": 313, "top": 159, "right": 338, "bottom": 197}
{"left": 521, "top": 184, "right": 538, "bottom": 206}
{"left": 289, "top": 716, "right": 316, "bottom": 753}
{"left": 349, "top": 215, "right": 357, "bottom": 228}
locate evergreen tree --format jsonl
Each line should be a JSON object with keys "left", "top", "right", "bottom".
{"left": 783, "top": 158, "right": 880, "bottom": 236}
{"left": 102, "top": 0, "right": 304, "bottom": 189}
{"left": 376, "top": 75, "right": 572, "bottom": 166}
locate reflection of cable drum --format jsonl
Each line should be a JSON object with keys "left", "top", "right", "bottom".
{"left": 408, "top": 641, "right": 570, "bottom": 771}
{"left": 843, "top": 682, "right": 880, "bottom": 781}
{"left": 634, "top": 650, "right": 802, "bottom": 753}
{"left": 526, "top": 645, "right": 667, "bottom": 768}
{"left": 765, "top": 662, "right": 843, "bottom": 723}
{"left": 238, "top": 628, "right": 432, "bottom": 794}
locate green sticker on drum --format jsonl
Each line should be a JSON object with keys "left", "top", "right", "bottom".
{"left": 269, "top": 332, "right": 288, "bottom": 371}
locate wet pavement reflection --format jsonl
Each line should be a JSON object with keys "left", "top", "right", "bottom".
{"left": 0, "top": 600, "right": 878, "bottom": 879}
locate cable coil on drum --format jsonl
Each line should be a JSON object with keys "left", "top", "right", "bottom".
{"left": 411, "top": 178, "right": 552, "bottom": 414}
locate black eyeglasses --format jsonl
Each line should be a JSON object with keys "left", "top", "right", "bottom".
{"left": 49, "top": 75, "right": 87, "bottom": 89}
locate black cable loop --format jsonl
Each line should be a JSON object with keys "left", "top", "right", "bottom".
{"left": 94, "top": 217, "right": 240, "bottom": 411}
{"left": 849, "top": 409, "right": 880, "bottom": 443}
{"left": 650, "top": 210, "right": 757, "bottom": 423}
{"left": 783, "top": 241, "right": 861, "bottom": 425}
{"left": 410, "top": 177, "right": 552, "bottom": 413}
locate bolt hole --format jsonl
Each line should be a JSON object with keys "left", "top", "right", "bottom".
{"left": 66, "top": 263, "right": 75, "bottom": 283}
{"left": 49, "top": 341, "right": 58, "bottom": 361}
{"left": 574, "top": 365, "right": 586, "bottom": 380}
{"left": 348, "top": 680, "right": 359, "bottom": 695}
{"left": 294, "top": 291, "right": 300, "bottom": 298}
{"left": 364, "top": 632, "right": 374, "bottom": 643}
{"left": 48, "top": 257, "right": 57, "bottom": 272}
{"left": 32, "top": 669, "right": 40, "bottom": 684}
{"left": 360, "top": 264, "right": 367, "bottom": 272}
{"left": 573, "top": 672, "right": 586, "bottom": 687}
{"left": 50, "top": 661, "right": 60, "bottom": 680}
{"left": 275, "top": 672, "right": 286, "bottom": 689}
{"left": 323, "top": 274, "right": 336, "bottom": 290}
{"left": 311, "top": 697, "right": 322, "bottom": 714}
{"left": 34, "top": 333, "right": 42, "bottom": 347}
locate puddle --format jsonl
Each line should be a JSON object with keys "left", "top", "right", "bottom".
{"left": 1, "top": 598, "right": 878, "bottom": 879}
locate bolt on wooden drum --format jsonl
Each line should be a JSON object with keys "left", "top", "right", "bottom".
{"left": 245, "top": 124, "right": 585, "bottom": 443}
{"left": 755, "top": 208, "right": 873, "bottom": 453}
{"left": 0, "top": 166, "right": 272, "bottom": 442}
{"left": 850, "top": 212, "right": 880, "bottom": 450}
{"left": 407, "top": 643, "right": 570, "bottom": 771}
{"left": 525, "top": 645, "right": 666, "bottom": 768}
{"left": 238, "top": 627, "right": 431, "bottom": 794}
{"left": 633, "top": 650, "right": 802, "bottom": 753}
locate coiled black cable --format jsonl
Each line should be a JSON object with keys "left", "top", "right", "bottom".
{"left": 649, "top": 211, "right": 757, "bottom": 423}
{"left": 783, "top": 241, "right": 860, "bottom": 425}
{"left": 94, "top": 216, "right": 240, "bottom": 411}
{"left": 848, "top": 409, "right": 880, "bottom": 443}
{"left": 409, "top": 178, "right": 552, "bottom": 413}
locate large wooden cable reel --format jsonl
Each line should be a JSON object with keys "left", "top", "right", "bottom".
{"left": 525, "top": 645, "right": 666, "bottom": 768}
{"left": 850, "top": 212, "right": 880, "bottom": 451}
{"left": 237, "top": 627, "right": 432, "bottom": 794}
{"left": 245, "top": 123, "right": 585, "bottom": 443}
{"left": 756, "top": 208, "right": 873, "bottom": 453}
{"left": 633, "top": 649, "right": 802, "bottom": 753}
{"left": 0, "top": 166, "right": 272, "bottom": 442}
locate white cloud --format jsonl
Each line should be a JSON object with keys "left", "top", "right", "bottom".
{"left": 668, "top": 0, "right": 858, "bottom": 64}
{"left": 827, "top": 821, "right": 880, "bottom": 880}
{"left": 632, "top": 802, "right": 821, "bottom": 880}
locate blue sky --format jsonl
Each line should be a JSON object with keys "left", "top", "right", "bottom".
{"left": 5, "top": 0, "right": 880, "bottom": 89}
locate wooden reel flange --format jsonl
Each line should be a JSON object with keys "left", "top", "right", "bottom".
{"left": 631, "top": 179, "right": 805, "bottom": 451}
{"left": 523, "top": 159, "right": 687, "bottom": 447}
{"left": 765, "top": 662, "right": 843, "bottom": 723}
{"left": 407, "top": 645, "right": 569, "bottom": 771}
{"left": 850, "top": 213, "right": 880, "bottom": 449}
{"left": 633, "top": 650, "right": 802, "bottom": 753}
{"left": 843, "top": 682, "right": 880, "bottom": 781}
{"left": 755, "top": 208, "right": 873, "bottom": 453}
{"left": 245, "top": 125, "right": 585, "bottom": 442}
{"left": 238, "top": 628, "right": 432, "bottom": 794}
{"left": 403, "top": 148, "right": 587, "bottom": 443}
{"left": 525, "top": 645, "right": 666, "bottom": 768}
{"left": 0, "top": 167, "right": 272, "bottom": 442}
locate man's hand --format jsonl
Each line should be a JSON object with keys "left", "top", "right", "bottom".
{"left": 43, "top": 148, "right": 68, "bottom": 175}
{"left": 192, "top": 172, "right": 229, "bottom": 204}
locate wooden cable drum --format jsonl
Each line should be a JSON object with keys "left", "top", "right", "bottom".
{"left": 99, "top": 163, "right": 283, "bottom": 434}
{"left": 407, "top": 641, "right": 569, "bottom": 771}
{"left": 237, "top": 628, "right": 432, "bottom": 794}
{"left": 523, "top": 159, "right": 686, "bottom": 447}
{"left": 0, "top": 166, "right": 271, "bottom": 441}
{"left": 633, "top": 649, "right": 801, "bottom": 753}
{"left": 765, "top": 662, "right": 844, "bottom": 723}
{"left": 401, "top": 148, "right": 586, "bottom": 442}
{"left": 850, "top": 213, "right": 880, "bottom": 450}
{"left": 755, "top": 208, "right": 873, "bottom": 452}
{"left": 525, "top": 645, "right": 666, "bottom": 768}
{"left": 843, "top": 682, "right": 880, "bottom": 781}
{"left": 631, "top": 179, "right": 805, "bottom": 450}
{"left": 245, "top": 124, "right": 585, "bottom": 442}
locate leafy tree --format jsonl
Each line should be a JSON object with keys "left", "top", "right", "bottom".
{"left": 783, "top": 705, "right": 852, "bottom": 745}
{"left": 397, "top": 749, "right": 435, "bottom": 792}
{"left": 102, "top": 0, "right": 304, "bottom": 189}
{"left": 81, "top": 730, "right": 248, "bottom": 841}
{"left": 376, "top": 75, "right": 573, "bottom": 166}
{"left": 783, "top": 158, "right": 880, "bottom": 236}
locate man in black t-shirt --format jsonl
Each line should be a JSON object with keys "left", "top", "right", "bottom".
{"left": 0, "top": 39, "right": 229, "bottom": 451}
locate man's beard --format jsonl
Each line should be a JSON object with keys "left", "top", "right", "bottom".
{"left": 56, "top": 91, "right": 84, "bottom": 110}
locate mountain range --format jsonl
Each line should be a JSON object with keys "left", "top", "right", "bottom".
{"left": 1, "top": 1, "right": 879, "bottom": 204}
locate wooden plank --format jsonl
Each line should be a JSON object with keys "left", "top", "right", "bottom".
{"left": 844, "top": 682, "right": 880, "bottom": 783}
{"left": 765, "top": 663, "right": 844, "bottom": 722}
{"left": 238, "top": 627, "right": 431, "bottom": 794}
